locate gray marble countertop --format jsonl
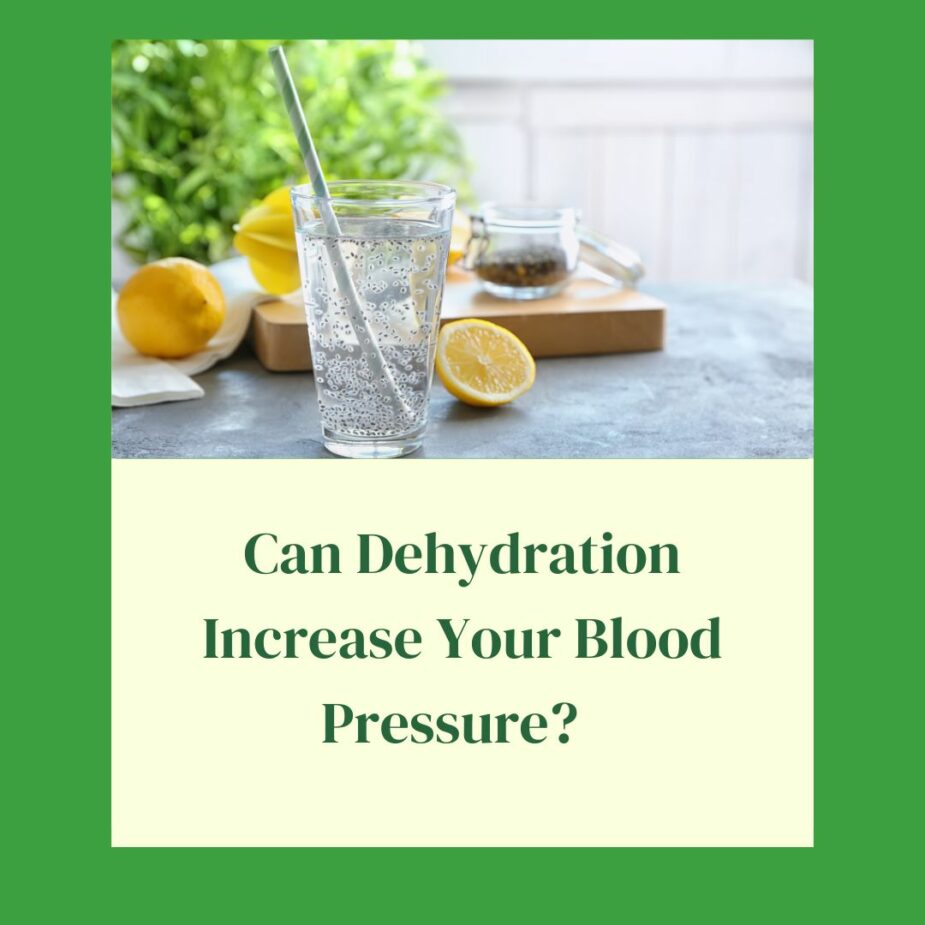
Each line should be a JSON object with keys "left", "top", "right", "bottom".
{"left": 112, "top": 283, "right": 813, "bottom": 459}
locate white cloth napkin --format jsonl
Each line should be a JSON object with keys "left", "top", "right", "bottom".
{"left": 112, "top": 257, "right": 265, "bottom": 407}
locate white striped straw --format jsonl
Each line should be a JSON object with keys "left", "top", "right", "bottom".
{"left": 268, "top": 45, "right": 410, "bottom": 421}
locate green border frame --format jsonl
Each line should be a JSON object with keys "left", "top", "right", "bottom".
{"left": 11, "top": 5, "right": 917, "bottom": 920}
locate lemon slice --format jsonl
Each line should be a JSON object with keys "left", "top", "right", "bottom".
{"left": 436, "top": 319, "right": 536, "bottom": 407}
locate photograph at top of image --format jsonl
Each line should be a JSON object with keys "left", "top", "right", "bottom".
{"left": 111, "top": 39, "right": 813, "bottom": 459}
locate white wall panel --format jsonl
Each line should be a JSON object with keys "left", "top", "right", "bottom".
{"left": 734, "top": 130, "right": 807, "bottom": 282}
{"left": 531, "top": 132, "right": 600, "bottom": 215}
{"left": 600, "top": 132, "right": 669, "bottom": 278}
{"left": 527, "top": 86, "right": 812, "bottom": 130}
{"left": 427, "top": 40, "right": 813, "bottom": 283}
{"left": 667, "top": 132, "right": 739, "bottom": 280}
{"left": 454, "top": 121, "right": 529, "bottom": 202}
{"left": 425, "top": 40, "right": 779, "bottom": 82}
{"left": 729, "top": 40, "right": 814, "bottom": 80}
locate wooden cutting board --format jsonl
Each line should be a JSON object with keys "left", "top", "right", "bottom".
{"left": 249, "top": 273, "right": 666, "bottom": 372}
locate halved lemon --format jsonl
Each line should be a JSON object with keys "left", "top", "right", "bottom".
{"left": 436, "top": 319, "right": 536, "bottom": 407}
{"left": 233, "top": 186, "right": 301, "bottom": 295}
{"left": 448, "top": 211, "right": 471, "bottom": 266}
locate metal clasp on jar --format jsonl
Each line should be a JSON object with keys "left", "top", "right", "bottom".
{"left": 461, "top": 213, "right": 488, "bottom": 271}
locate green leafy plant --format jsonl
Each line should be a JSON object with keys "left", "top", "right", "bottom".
{"left": 112, "top": 40, "right": 470, "bottom": 264}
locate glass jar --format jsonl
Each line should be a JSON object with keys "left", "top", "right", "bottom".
{"left": 463, "top": 203, "right": 644, "bottom": 300}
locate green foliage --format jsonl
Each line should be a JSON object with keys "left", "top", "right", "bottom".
{"left": 112, "top": 40, "right": 470, "bottom": 264}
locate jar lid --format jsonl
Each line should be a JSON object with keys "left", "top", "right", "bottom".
{"left": 479, "top": 202, "right": 578, "bottom": 229}
{"left": 578, "top": 226, "right": 645, "bottom": 288}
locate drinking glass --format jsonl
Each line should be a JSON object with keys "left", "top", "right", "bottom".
{"left": 291, "top": 181, "right": 456, "bottom": 458}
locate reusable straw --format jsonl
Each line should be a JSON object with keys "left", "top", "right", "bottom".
{"left": 268, "top": 45, "right": 410, "bottom": 420}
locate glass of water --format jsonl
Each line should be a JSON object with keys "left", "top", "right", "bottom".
{"left": 291, "top": 181, "right": 456, "bottom": 458}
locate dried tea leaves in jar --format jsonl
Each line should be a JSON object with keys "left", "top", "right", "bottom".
{"left": 475, "top": 245, "right": 571, "bottom": 289}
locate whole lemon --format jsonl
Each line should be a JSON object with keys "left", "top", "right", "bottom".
{"left": 117, "top": 258, "right": 226, "bottom": 358}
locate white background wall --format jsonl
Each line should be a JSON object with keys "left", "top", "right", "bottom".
{"left": 422, "top": 40, "right": 813, "bottom": 284}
